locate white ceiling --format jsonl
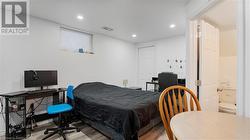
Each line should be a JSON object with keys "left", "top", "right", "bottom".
{"left": 30, "top": 0, "right": 189, "bottom": 43}
{"left": 203, "top": 0, "right": 237, "bottom": 30}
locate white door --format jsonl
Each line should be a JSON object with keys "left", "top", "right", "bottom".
{"left": 200, "top": 20, "right": 219, "bottom": 111}
{"left": 138, "top": 46, "right": 156, "bottom": 90}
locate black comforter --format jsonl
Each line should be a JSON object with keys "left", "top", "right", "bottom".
{"left": 73, "top": 82, "right": 160, "bottom": 140}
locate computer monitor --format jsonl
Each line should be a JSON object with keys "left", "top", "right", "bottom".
{"left": 24, "top": 70, "right": 58, "bottom": 89}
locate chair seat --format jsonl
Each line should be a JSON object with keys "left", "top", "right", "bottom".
{"left": 47, "top": 104, "right": 72, "bottom": 115}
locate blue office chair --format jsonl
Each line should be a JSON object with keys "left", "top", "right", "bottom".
{"left": 42, "top": 85, "right": 80, "bottom": 140}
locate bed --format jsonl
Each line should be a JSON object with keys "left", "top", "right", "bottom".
{"left": 73, "top": 82, "right": 161, "bottom": 140}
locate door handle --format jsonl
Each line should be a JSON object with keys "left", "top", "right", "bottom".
{"left": 217, "top": 88, "right": 223, "bottom": 92}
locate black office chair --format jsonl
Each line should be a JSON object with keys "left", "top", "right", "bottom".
{"left": 158, "top": 72, "right": 178, "bottom": 92}
{"left": 42, "top": 85, "right": 80, "bottom": 140}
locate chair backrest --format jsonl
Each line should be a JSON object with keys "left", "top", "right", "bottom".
{"left": 158, "top": 72, "right": 178, "bottom": 92}
{"left": 158, "top": 85, "right": 201, "bottom": 140}
{"left": 67, "top": 85, "right": 74, "bottom": 100}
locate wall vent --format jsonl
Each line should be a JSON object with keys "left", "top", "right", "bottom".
{"left": 102, "top": 26, "right": 114, "bottom": 31}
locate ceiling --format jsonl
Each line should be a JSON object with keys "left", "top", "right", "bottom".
{"left": 203, "top": 0, "right": 237, "bottom": 30}
{"left": 30, "top": 0, "right": 189, "bottom": 43}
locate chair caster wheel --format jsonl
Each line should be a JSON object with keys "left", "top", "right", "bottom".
{"left": 77, "top": 128, "right": 81, "bottom": 132}
{"left": 44, "top": 130, "right": 48, "bottom": 134}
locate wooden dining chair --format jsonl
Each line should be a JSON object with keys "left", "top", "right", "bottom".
{"left": 158, "top": 85, "right": 201, "bottom": 140}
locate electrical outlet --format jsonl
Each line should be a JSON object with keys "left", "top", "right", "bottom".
{"left": 123, "top": 80, "right": 128, "bottom": 87}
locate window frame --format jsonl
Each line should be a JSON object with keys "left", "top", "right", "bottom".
{"left": 60, "top": 26, "right": 94, "bottom": 54}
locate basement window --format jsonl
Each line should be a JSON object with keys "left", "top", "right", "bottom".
{"left": 60, "top": 27, "right": 93, "bottom": 54}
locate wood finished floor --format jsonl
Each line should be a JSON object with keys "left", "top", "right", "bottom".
{"left": 19, "top": 121, "right": 168, "bottom": 140}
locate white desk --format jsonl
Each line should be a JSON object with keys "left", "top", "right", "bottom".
{"left": 170, "top": 111, "right": 250, "bottom": 140}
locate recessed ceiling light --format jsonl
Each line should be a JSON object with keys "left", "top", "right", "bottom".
{"left": 77, "top": 15, "right": 84, "bottom": 20}
{"left": 132, "top": 34, "right": 137, "bottom": 38}
{"left": 169, "top": 24, "right": 176, "bottom": 28}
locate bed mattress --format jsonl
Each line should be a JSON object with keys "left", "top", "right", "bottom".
{"left": 73, "top": 82, "right": 160, "bottom": 140}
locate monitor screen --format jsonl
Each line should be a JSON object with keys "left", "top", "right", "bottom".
{"left": 24, "top": 70, "right": 58, "bottom": 88}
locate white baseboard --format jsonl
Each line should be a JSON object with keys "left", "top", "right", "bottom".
{"left": 0, "top": 130, "right": 5, "bottom": 137}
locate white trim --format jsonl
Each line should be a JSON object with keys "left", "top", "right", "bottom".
{"left": 0, "top": 131, "right": 4, "bottom": 137}
{"left": 187, "top": 0, "right": 220, "bottom": 20}
{"left": 137, "top": 45, "right": 155, "bottom": 49}
{"left": 244, "top": 0, "right": 250, "bottom": 117}
{"left": 186, "top": 20, "right": 198, "bottom": 93}
{"left": 236, "top": 0, "right": 245, "bottom": 116}
{"left": 60, "top": 26, "right": 93, "bottom": 36}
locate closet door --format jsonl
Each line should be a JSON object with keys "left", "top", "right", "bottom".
{"left": 138, "top": 46, "right": 156, "bottom": 90}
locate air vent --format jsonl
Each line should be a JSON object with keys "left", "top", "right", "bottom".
{"left": 102, "top": 26, "right": 114, "bottom": 31}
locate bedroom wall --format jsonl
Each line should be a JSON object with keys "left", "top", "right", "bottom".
{"left": 0, "top": 17, "right": 137, "bottom": 93}
{"left": 0, "top": 17, "right": 137, "bottom": 133}
{"left": 136, "top": 35, "right": 186, "bottom": 79}
{"left": 0, "top": 36, "right": 3, "bottom": 91}
{"left": 0, "top": 33, "right": 4, "bottom": 135}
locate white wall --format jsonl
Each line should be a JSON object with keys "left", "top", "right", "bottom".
{"left": 136, "top": 35, "right": 186, "bottom": 80}
{"left": 220, "top": 29, "right": 237, "bottom": 57}
{"left": 0, "top": 17, "right": 137, "bottom": 132}
{"left": 219, "top": 56, "right": 237, "bottom": 89}
{"left": 0, "top": 17, "right": 137, "bottom": 93}
{"left": 219, "top": 29, "right": 237, "bottom": 89}
{"left": 0, "top": 36, "right": 3, "bottom": 92}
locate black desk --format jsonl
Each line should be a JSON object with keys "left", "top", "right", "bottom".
{"left": 0, "top": 88, "right": 66, "bottom": 139}
{"left": 146, "top": 82, "right": 159, "bottom": 92}
{"left": 146, "top": 78, "right": 186, "bottom": 92}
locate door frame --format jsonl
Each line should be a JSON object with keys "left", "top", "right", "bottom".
{"left": 186, "top": 0, "right": 246, "bottom": 116}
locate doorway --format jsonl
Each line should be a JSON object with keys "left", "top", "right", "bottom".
{"left": 190, "top": 0, "right": 237, "bottom": 114}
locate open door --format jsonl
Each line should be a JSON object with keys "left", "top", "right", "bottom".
{"left": 199, "top": 20, "right": 219, "bottom": 112}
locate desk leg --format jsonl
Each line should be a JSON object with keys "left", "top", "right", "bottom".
{"left": 52, "top": 92, "right": 60, "bottom": 104}
{"left": 52, "top": 92, "right": 60, "bottom": 125}
{"left": 23, "top": 96, "right": 27, "bottom": 138}
{"left": 146, "top": 83, "right": 148, "bottom": 91}
{"left": 62, "top": 91, "right": 66, "bottom": 103}
{"left": 53, "top": 91, "right": 66, "bottom": 104}
{"left": 5, "top": 98, "right": 9, "bottom": 138}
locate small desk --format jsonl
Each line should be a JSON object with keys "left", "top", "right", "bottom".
{"left": 146, "top": 82, "right": 159, "bottom": 92}
{"left": 170, "top": 111, "right": 250, "bottom": 140}
{"left": 0, "top": 88, "right": 66, "bottom": 139}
